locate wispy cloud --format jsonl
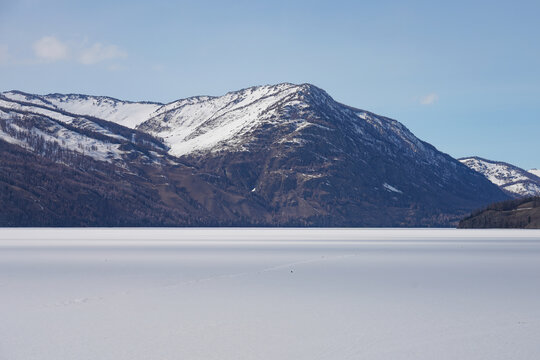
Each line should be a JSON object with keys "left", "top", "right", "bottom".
{"left": 78, "top": 43, "right": 127, "bottom": 65}
{"left": 33, "top": 36, "right": 69, "bottom": 62}
{"left": 30, "top": 36, "right": 127, "bottom": 65}
{"left": 420, "top": 93, "right": 438, "bottom": 105}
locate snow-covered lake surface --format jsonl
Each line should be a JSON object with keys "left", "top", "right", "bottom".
{"left": 1, "top": 228, "right": 540, "bottom": 360}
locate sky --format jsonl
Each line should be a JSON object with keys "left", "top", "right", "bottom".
{"left": 0, "top": 0, "right": 539, "bottom": 169}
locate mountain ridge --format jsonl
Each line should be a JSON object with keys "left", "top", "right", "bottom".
{"left": 0, "top": 83, "right": 509, "bottom": 226}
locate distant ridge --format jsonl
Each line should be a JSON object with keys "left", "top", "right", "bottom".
{"left": 459, "top": 156, "right": 540, "bottom": 197}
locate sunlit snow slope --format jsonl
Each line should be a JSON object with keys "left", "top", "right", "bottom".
{"left": 2, "top": 91, "right": 163, "bottom": 129}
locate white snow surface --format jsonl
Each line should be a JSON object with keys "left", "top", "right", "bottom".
{"left": 1, "top": 228, "right": 540, "bottom": 360}
{"left": 43, "top": 94, "right": 163, "bottom": 128}
{"left": 529, "top": 169, "right": 540, "bottom": 178}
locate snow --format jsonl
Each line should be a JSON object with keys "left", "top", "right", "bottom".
{"left": 43, "top": 94, "right": 163, "bottom": 128}
{"left": 0, "top": 130, "right": 27, "bottom": 147}
{"left": 529, "top": 169, "right": 540, "bottom": 178}
{"left": 3, "top": 91, "right": 163, "bottom": 129}
{"left": 141, "top": 83, "right": 304, "bottom": 156}
{"left": 2, "top": 91, "right": 55, "bottom": 107}
{"left": 0, "top": 104, "right": 124, "bottom": 162}
{"left": 460, "top": 157, "right": 540, "bottom": 197}
{"left": 1, "top": 228, "right": 540, "bottom": 360}
{"left": 0, "top": 98, "right": 74, "bottom": 123}
{"left": 504, "top": 182, "right": 540, "bottom": 197}
{"left": 383, "top": 182, "right": 403, "bottom": 193}
{"left": 460, "top": 157, "right": 528, "bottom": 186}
{"left": 0, "top": 97, "right": 128, "bottom": 142}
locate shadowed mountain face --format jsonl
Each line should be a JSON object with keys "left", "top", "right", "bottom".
{"left": 0, "top": 84, "right": 508, "bottom": 226}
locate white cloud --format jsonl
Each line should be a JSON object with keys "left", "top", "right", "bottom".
{"left": 0, "top": 45, "right": 8, "bottom": 64}
{"left": 33, "top": 36, "right": 69, "bottom": 61}
{"left": 420, "top": 93, "right": 438, "bottom": 105}
{"left": 78, "top": 43, "right": 127, "bottom": 65}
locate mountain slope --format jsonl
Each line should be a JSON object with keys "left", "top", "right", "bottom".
{"left": 0, "top": 84, "right": 510, "bottom": 226}
{"left": 459, "top": 157, "right": 540, "bottom": 197}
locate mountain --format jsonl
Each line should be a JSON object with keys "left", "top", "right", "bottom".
{"left": 0, "top": 84, "right": 509, "bottom": 226}
{"left": 459, "top": 196, "right": 540, "bottom": 229}
{"left": 459, "top": 157, "right": 540, "bottom": 197}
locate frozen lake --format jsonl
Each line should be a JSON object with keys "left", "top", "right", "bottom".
{"left": 1, "top": 228, "right": 540, "bottom": 360}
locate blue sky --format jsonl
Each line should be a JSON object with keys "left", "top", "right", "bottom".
{"left": 1, "top": 0, "right": 539, "bottom": 169}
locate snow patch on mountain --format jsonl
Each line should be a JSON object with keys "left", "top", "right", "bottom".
{"left": 383, "top": 183, "right": 403, "bottom": 193}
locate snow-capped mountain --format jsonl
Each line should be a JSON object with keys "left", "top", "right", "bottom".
{"left": 459, "top": 157, "right": 540, "bottom": 197}
{"left": 166, "top": 83, "right": 507, "bottom": 225}
{"left": 0, "top": 84, "right": 509, "bottom": 226}
{"left": 137, "top": 83, "right": 451, "bottom": 160}
{"left": 2, "top": 84, "right": 463, "bottom": 160}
